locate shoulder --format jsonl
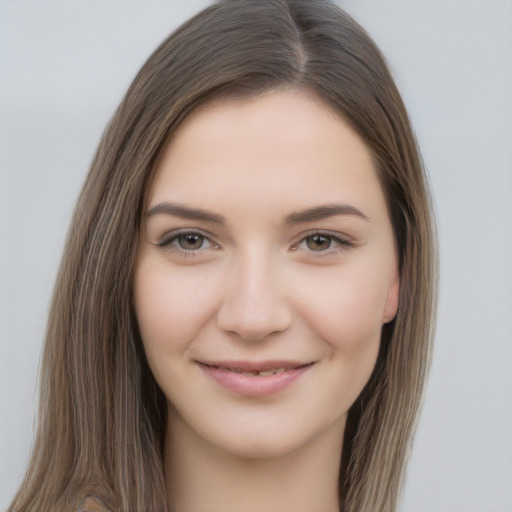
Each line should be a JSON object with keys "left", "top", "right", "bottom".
{"left": 77, "top": 494, "right": 114, "bottom": 512}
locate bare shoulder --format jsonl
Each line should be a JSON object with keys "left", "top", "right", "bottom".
{"left": 77, "top": 494, "right": 114, "bottom": 512}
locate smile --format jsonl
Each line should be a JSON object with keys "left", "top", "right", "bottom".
{"left": 209, "top": 366, "right": 288, "bottom": 377}
{"left": 197, "top": 361, "right": 314, "bottom": 397}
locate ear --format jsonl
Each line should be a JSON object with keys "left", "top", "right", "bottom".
{"left": 382, "top": 272, "right": 400, "bottom": 323}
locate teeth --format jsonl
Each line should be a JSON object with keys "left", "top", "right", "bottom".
{"left": 207, "top": 363, "right": 300, "bottom": 377}
{"left": 221, "top": 367, "right": 287, "bottom": 376}
{"left": 258, "top": 369, "right": 276, "bottom": 377}
{"left": 251, "top": 368, "right": 286, "bottom": 376}
{"left": 259, "top": 368, "right": 286, "bottom": 376}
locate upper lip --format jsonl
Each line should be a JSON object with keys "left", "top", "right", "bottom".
{"left": 197, "top": 360, "right": 314, "bottom": 372}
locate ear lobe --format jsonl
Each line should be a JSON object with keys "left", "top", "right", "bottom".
{"left": 383, "top": 275, "right": 400, "bottom": 323}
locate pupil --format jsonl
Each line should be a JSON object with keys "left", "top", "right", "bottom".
{"left": 179, "top": 234, "right": 203, "bottom": 250}
{"left": 307, "top": 235, "right": 330, "bottom": 251}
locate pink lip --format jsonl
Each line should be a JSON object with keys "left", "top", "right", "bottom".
{"left": 197, "top": 360, "right": 314, "bottom": 398}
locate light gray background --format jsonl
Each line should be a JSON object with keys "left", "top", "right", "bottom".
{"left": 1, "top": 1, "right": 511, "bottom": 510}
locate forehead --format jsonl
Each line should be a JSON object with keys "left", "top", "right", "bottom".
{"left": 147, "top": 89, "right": 386, "bottom": 220}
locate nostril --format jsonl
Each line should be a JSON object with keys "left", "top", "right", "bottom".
{"left": 216, "top": 262, "right": 292, "bottom": 340}
{"left": 217, "top": 305, "right": 292, "bottom": 342}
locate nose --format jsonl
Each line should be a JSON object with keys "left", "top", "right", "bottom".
{"left": 216, "top": 250, "right": 292, "bottom": 341}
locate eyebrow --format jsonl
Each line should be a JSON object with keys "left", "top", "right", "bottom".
{"left": 146, "top": 202, "right": 225, "bottom": 224}
{"left": 146, "top": 201, "right": 370, "bottom": 225}
{"left": 284, "top": 203, "right": 370, "bottom": 224}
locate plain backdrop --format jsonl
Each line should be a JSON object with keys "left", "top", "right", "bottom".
{"left": 1, "top": 1, "right": 511, "bottom": 510}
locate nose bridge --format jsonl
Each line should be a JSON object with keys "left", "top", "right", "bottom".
{"left": 217, "top": 245, "right": 291, "bottom": 341}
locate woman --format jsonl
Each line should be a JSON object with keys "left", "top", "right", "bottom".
{"left": 8, "top": 0, "right": 437, "bottom": 511}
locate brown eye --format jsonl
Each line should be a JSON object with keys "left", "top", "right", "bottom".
{"left": 305, "top": 234, "right": 333, "bottom": 251}
{"left": 177, "top": 233, "right": 205, "bottom": 250}
{"left": 157, "top": 230, "right": 216, "bottom": 255}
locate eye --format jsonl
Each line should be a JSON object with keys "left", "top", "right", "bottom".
{"left": 157, "top": 230, "right": 216, "bottom": 254}
{"left": 175, "top": 233, "right": 209, "bottom": 251}
{"left": 304, "top": 234, "right": 335, "bottom": 251}
{"left": 293, "top": 231, "right": 354, "bottom": 255}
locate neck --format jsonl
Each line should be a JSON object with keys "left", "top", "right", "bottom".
{"left": 164, "top": 410, "right": 345, "bottom": 512}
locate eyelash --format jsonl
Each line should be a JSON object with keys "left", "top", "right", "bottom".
{"left": 156, "top": 229, "right": 355, "bottom": 258}
{"left": 291, "top": 230, "right": 355, "bottom": 255}
{"left": 156, "top": 229, "right": 217, "bottom": 257}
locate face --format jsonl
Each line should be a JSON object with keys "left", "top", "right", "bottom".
{"left": 134, "top": 89, "right": 399, "bottom": 459}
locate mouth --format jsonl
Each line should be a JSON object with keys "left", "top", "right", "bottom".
{"left": 198, "top": 361, "right": 314, "bottom": 376}
{"left": 196, "top": 360, "right": 315, "bottom": 397}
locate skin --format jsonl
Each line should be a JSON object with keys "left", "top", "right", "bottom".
{"left": 134, "top": 89, "right": 399, "bottom": 512}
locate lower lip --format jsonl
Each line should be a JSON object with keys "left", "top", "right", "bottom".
{"left": 198, "top": 364, "right": 312, "bottom": 398}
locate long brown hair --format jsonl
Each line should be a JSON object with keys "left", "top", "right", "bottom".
{"left": 9, "top": 1, "right": 437, "bottom": 511}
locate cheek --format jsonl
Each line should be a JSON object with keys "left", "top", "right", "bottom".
{"left": 293, "top": 262, "right": 390, "bottom": 353}
{"left": 299, "top": 267, "right": 389, "bottom": 407}
{"left": 133, "top": 263, "right": 219, "bottom": 359}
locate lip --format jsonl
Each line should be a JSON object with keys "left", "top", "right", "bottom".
{"left": 197, "top": 360, "right": 314, "bottom": 398}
